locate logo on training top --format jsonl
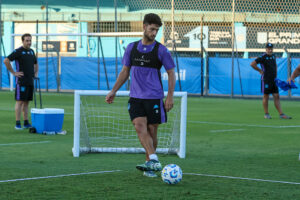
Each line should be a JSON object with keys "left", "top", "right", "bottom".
{"left": 265, "top": 84, "right": 269, "bottom": 88}
{"left": 153, "top": 104, "right": 159, "bottom": 114}
{"left": 22, "top": 51, "right": 26, "bottom": 55}
{"left": 134, "top": 55, "right": 150, "bottom": 66}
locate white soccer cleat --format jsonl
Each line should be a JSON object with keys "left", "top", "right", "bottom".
{"left": 143, "top": 171, "right": 158, "bottom": 178}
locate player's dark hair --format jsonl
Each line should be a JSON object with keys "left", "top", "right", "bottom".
{"left": 22, "top": 33, "right": 32, "bottom": 41}
{"left": 143, "top": 13, "right": 162, "bottom": 27}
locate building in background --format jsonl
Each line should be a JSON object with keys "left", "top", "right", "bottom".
{"left": 1, "top": 0, "right": 299, "bottom": 95}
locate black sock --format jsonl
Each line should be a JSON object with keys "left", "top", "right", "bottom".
{"left": 24, "top": 120, "right": 29, "bottom": 125}
{"left": 16, "top": 121, "right": 21, "bottom": 126}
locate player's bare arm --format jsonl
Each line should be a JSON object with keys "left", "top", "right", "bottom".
{"left": 165, "top": 68, "right": 175, "bottom": 112}
{"left": 250, "top": 60, "right": 263, "bottom": 75}
{"left": 289, "top": 64, "right": 300, "bottom": 83}
{"left": 105, "top": 66, "right": 130, "bottom": 104}
{"left": 34, "top": 63, "right": 39, "bottom": 77}
{"left": 4, "top": 58, "right": 24, "bottom": 77}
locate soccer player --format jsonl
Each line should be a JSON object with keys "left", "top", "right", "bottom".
{"left": 4, "top": 33, "right": 39, "bottom": 129}
{"left": 105, "top": 13, "right": 176, "bottom": 177}
{"left": 288, "top": 64, "right": 300, "bottom": 83}
{"left": 250, "top": 43, "right": 291, "bottom": 119}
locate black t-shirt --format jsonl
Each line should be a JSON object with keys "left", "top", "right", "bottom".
{"left": 255, "top": 53, "right": 276, "bottom": 82}
{"left": 8, "top": 46, "right": 37, "bottom": 85}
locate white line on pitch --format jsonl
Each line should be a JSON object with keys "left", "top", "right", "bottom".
{"left": 0, "top": 170, "right": 122, "bottom": 183}
{"left": 184, "top": 173, "right": 300, "bottom": 185}
{"left": 210, "top": 129, "right": 245, "bottom": 133}
{"left": 190, "top": 121, "right": 300, "bottom": 128}
{"left": 0, "top": 141, "right": 51, "bottom": 146}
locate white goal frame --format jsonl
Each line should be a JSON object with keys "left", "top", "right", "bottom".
{"left": 72, "top": 90, "right": 187, "bottom": 158}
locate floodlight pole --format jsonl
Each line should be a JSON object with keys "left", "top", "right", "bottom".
{"left": 97, "top": 0, "right": 100, "bottom": 90}
{"left": 171, "top": 0, "right": 182, "bottom": 91}
{"left": 200, "top": 15, "right": 204, "bottom": 96}
{"left": 0, "top": 0, "right": 2, "bottom": 90}
{"left": 231, "top": 0, "right": 236, "bottom": 98}
{"left": 285, "top": 47, "right": 292, "bottom": 98}
{"left": 10, "top": 23, "right": 14, "bottom": 91}
{"left": 46, "top": 1, "right": 49, "bottom": 92}
{"left": 36, "top": 20, "right": 39, "bottom": 58}
{"left": 114, "top": 0, "right": 118, "bottom": 79}
{"left": 171, "top": 0, "right": 174, "bottom": 52}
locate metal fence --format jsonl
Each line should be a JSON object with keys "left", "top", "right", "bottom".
{"left": 1, "top": 0, "right": 300, "bottom": 97}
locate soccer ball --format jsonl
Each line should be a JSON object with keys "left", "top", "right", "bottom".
{"left": 161, "top": 164, "right": 182, "bottom": 185}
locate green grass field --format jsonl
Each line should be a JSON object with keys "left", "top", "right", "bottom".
{"left": 1, "top": 90, "right": 300, "bottom": 200}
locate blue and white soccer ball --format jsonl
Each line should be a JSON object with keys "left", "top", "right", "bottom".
{"left": 161, "top": 164, "right": 182, "bottom": 185}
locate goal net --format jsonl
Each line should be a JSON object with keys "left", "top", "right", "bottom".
{"left": 73, "top": 90, "right": 187, "bottom": 158}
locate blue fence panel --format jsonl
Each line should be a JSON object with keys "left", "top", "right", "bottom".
{"left": 209, "top": 58, "right": 289, "bottom": 96}
{"left": 61, "top": 57, "right": 125, "bottom": 90}
{"left": 37, "top": 57, "right": 57, "bottom": 90}
{"left": 2, "top": 56, "right": 299, "bottom": 96}
{"left": 60, "top": 56, "right": 202, "bottom": 93}
{"left": 161, "top": 57, "right": 202, "bottom": 94}
{"left": 276, "top": 58, "right": 288, "bottom": 96}
{"left": 1, "top": 57, "right": 10, "bottom": 88}
{"left": 209, "top": 58, "right": 257, "bottom": 95}
{"left": 1, "top": 57, "right": 57, "bottom": 89}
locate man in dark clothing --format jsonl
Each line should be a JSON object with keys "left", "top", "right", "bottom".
{"left": 4, "top": 33, "right": 39, "bottom": 129}
{"left": 250, "top": 43, "right": 291, "bottom": 119}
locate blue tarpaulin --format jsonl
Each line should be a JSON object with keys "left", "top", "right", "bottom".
{"left": 1, "top": 61, "right": 10, "bottom": 88}
{"left": 60, "top": 57, "right": 202, "bottom": 93}
{"left": 208, "top": 58, "right": 289, "bottom": 95}
{"left": 2, "top": 56, "right": 300, "bottom": 96}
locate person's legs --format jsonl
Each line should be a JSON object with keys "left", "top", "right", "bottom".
{"left": 128, "top": 98, "right": 162, "bottom": 172}
{"left": 133, "top": 117, "right": 155, "bottom": 158}
{"left": 272, "top": 93, "right": 292, "bottom": 119}
{"left": 272, "top": 93, "right": 283, "bottom": 115}
{"left": 134, "top": 118, "right": 161, "bottom": 172}
{"left": 22, "top": 101, "right": 29, "bottom": 120}
{"left": 15, "top": 101, "right": 23, "bottom": 129}
{"left": 146, "top": 124, "right": 159, "bottom": 160}
{"left": 15, "top": 84, "right": 33, "bottom": 128}
{"left": 22, "top": 101, "right": 32, "bottom": 128}
{"left": 141, "top": 123, "right": 160, "bottom": 177}
{"left": 263, "top": 94, "right": 270, "bottom": 116}
{"left": 15, "top": 84, "right": 23, "bottom": 122}
{"left": 15, "top": 101, "right": 23, "bottom": 121}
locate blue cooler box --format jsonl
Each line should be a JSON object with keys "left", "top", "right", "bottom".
{"left": 31, "top": 108, "right": 64, "bottom": 134}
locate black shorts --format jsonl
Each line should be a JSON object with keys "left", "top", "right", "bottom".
{"left": 15, "top": 84, "right": 33, "bottom": 101}
{"left": 128, "top": 97, "right": 167, "bottom": 124}
{"left": 262, "top": 80, "right": 278, "bottom": 94}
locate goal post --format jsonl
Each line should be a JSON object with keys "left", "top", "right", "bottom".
{"left": 73, "top": 90, "right": 187, "bottom": 158}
